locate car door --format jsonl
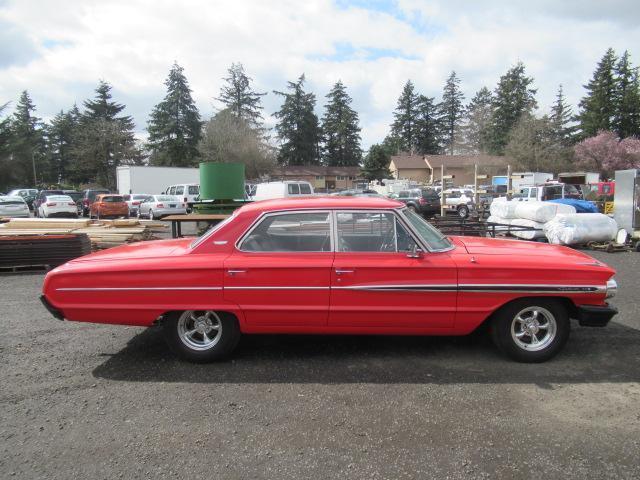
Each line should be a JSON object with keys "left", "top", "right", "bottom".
{"left": 224, "top": 211, "right": 334, "bottom": 327}
{"left": 329, "top": 210, "right": 457, "bottom": 329}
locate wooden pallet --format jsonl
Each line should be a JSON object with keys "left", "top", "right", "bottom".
{"left": 0, "top": 264, "right": 50, "bottom": 274}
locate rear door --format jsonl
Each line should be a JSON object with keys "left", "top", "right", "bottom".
{"left": 224, "top": 211, "right": 334, "bottom": 327}
{"left": 329, "top": 211, "right": 457, "bottom": 329}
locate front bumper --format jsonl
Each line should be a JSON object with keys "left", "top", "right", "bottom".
{"left": 40, "top": 295, "right": 64, "bottom": 321}
{"left": 575, "top": 304, "right": 618, "bottom": 327}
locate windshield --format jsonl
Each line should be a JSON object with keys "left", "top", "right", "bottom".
{"left": 401, "top": 209, "right": 452, "bottom": 251}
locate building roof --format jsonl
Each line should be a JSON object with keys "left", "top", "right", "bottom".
{"left": 237, "top": 195, "right": 403, "bottom": 214}
{"left": 389, "top": 155, "right": 428, "bottom": 169}
{"left": 273, "top": 165, "right": 363, "bottom": 177}
{"left": 425, "top": 154, "right": 508, "bottom": 168}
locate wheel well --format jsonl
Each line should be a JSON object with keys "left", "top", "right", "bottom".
{"left": 479, "top": 296, "right": 577, "bottom": 330}
{"left": 154, "top": 310, "right": 240, "bottom": 326}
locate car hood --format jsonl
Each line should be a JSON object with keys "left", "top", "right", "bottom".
{"left": 69, "top": 238, "right": 194, "bottom": 263}
{"left": 452, "top": 236, "right": 605, "bottom": 264}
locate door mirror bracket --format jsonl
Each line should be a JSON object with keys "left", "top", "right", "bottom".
{"left": 406, "top": 244, "right": 424, "bottom": 259}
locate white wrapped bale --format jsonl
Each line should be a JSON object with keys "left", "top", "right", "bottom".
{"left": 514, "top": 201, "right": 576, "bottom": 223}
{"left": 486, "top": 215, "right": 512, "bottom": 233}
{"left": 544, "top": 213, "right": 618, "bottom": 245}
{"left": 489, "top": 199, "right": 520, "bottom": 219}
{"left": 510, "top": 218, "right": 546, "bottom": 240}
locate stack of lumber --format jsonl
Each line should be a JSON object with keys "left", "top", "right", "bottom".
{"left": 0, "top": 234, "right": 92, "bottom": 269}
{"left": 0, "top": 218, "right": 168, "bottom": 250}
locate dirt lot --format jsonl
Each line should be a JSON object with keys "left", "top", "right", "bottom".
{"left": 1, "top": 250, "right": 639, "bottom": 479}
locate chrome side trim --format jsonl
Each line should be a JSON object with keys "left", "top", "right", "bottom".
{"left": 333, "top": 284, "right": 458, "bottom": 292}
{"left": 459, "top": 284, "right": 605, "bottom": 294}
{"left": 56, "top": 287, "right": 223, "bottom": 291}
{"left": 224, "top": 286, "right": 329, "bottom": 290}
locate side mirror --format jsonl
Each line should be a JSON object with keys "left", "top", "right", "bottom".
{"left": 406, "top": 244, "right": 424, "bottom": 259}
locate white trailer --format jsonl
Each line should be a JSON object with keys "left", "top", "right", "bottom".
{"left": 557, "top": 172, "right": 600, "bottom": 186}
{"left": 511, "top": 172, "right": 554, "bottom": 191}
{"left": 116, "top": 166, "right": 200, "bottom": 195}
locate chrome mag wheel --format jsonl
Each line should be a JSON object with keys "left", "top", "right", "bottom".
{"left": 177, "top": 310, "right": 223, "bottom": 351}
{"left": 510, "top": 306, "right": 557, "bottom": 352}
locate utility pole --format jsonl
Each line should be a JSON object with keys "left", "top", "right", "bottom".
{"left": 507, "top": 164, "right": 512, "bottom": 201}
{"left": 31, "top": 149, "right": 37, "bottom": 188}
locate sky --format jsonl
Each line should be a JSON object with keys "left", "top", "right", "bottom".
{"left": 1, "top": 0, "right": 639, "bottom": 149}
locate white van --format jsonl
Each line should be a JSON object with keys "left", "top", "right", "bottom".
{"left": 517, "top": 183, "right": 583, "bottom": 202}
{"left": 165, "top": 183, "right": 200, "bottom": 211}
{"left": 252, "top": 181, "right": 314, "bottom": 201}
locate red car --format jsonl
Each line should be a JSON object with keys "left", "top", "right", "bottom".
{"left": 41, "top": 197, "right": 617, "bottom": 363}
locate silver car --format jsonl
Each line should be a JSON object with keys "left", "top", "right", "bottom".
{"left": 0, "top": 195, "right": 31, "bottom": 218}
{"left": 138, "top": 195, "right": 187, "bottom": 220}
{"left": 123, "top": 193, "right": 151, "bottom": 216}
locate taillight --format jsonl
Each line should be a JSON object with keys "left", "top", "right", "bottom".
{"left": 68, "top": 202, "right": 76, "bottom": 206}
{"left": 46, "top": 202, "right": 56, "bottom": 206}
{"left": 418, "top": 197, "right": 427, "bottom": 205}
{"left": 184, "top": 197, "right": 187, "bottom": 202}
{"left": 132, "top": 201, "right": 140, "bottom": 205}
{"left": 157, "top": 203, "right": 164, "bottom": 208}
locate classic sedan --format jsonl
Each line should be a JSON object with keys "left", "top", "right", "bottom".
{"left": 41, "top": 197, "right": 618, "bottom": 363}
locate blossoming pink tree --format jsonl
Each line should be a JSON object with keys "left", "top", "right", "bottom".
{"left": 574, "top": 131, "right": 640, "bottom": 178}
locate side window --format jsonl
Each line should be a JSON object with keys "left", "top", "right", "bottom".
{"left": 287, "top": 184, "right": 300, "bottom": 195}
{"left": 241, "top": 212, "right": 331, "bottom": 252}
{"left": 169, "top": 186, "right": 176, "bottom": 195}
{"left": 529, "top": 187, "right": 537, "bottom": 198}
{"left": 299, "top": 183, "right": 311, "bottom": 194}
{"left": 336, "top": 212, "right": 416, "bottom": 253}
{"left": 175, "top": 186, "right": 184, "bottom": 195}
{"left": 188, "top": 185, "right": 199, "bottom": 195}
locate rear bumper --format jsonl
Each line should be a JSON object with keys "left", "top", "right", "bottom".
{"left": 40, "top": 295, "right": 64, "bottom": 321}
{"left": 575, "top": 304, "right": 618, "bottom": 327}
{"left": 46, "top": 211, "right": 77, "bottom": 218}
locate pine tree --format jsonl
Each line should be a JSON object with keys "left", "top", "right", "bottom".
{"left": 414, "top": 95, "right": 441, "bottom": 155}
{"left": 361, "top": 143, "right": 392, "bottom": 181}
{"left": 321, "top": 80, "right": 362, "bottom": 166}
{"left": 613, "top": 50, "right": 640, "bottom": 138}
{"left": 577, "top": 48, "right": 618, "bottom": 138}
{"left": 550, "top": 85, "right": 577, "bottom": 146}
{"left": 8, "top": 91, "right": 45, "bottom": 187}
{"left": 439, "top": 71, "right": 465, "bottom": 155}
{"left": 75, "top": 81, "right": 141, "bottom": 188}
{"left": 273, "top": 74, "right": 320, "bottom": 166}
{"left": 0, "top": 102, "right": 13, "bottom": 191}
{"left": 217, "top": 63, "right": 266, "bottom": 129}
{"left": 458, "top": 87, "right": 493, "bottom": 154}
{"left": 47, "top": 105, "right": 80, "bottom": 184}
{"left": 147, "top": 63, "right": 202, "bottom": 167}
{"left": 487, "top": 62, "right": 538, "bottom": 155}
{"left": 390, "top": 80, "right": 419, "bottom": 153}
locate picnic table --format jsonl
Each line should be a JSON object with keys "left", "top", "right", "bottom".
{"left": 162, "top": 214, "right": 230, "bottom": 238}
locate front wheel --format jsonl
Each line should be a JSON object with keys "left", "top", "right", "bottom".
{"left": 163, "top": 310, "right": 241, "bottom": 362}
{"left": 458, "top": 205, "right": 469, "bottom": 218}
{"left": 490, "top": 299, "right": 570, "bottom": 363}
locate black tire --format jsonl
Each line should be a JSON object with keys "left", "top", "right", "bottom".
{"left": 407, "top": 204, "right": 417, "bottom": 213}
{"left": 490, "top": 298, "right": 570, "bottom": 363}
{"left": 149, "top": 210, "right": 155, "bottom": 220}
{"left": 163, "top": 310, "right": 241, "bottom": 363}
{"left": 458, "top": 205, "right": 469, "bottom": 218}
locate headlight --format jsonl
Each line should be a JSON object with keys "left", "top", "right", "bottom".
{"left": 606, "top": 278, "right": 617, "bottom": 299}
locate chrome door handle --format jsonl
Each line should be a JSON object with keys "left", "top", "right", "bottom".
{"left": 335, "top": 269, "right": 354, "bottom": 275}
{"left": 227, "top": 270, "right": 247, "bottom": 275}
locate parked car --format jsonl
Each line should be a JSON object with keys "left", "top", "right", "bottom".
{"left": 6, "top": 188, "right": 38, "bottom": 210}
{"left": 395, "top": 188, "right": 440, "bottom": 217}
{"left": 442, "top": 188, "right": 475, "bottom": 218}
{"left": 251, "top": 181, "right": 314, "bottom": 201}
{"left": 37, "top": 194, "right": 78, "bottom": 218}
{"left": 0, "top": 195, "right": 30, "bottom": 218}
{"left": 79, "top": 189, "right": 110, "bottom": 217}
{"left": 63, "top": 190, "right": 83, "bottom": 205}
{"left": 34, "top": 190, "right": 64, "bottom": 216}
{"left": 89, "top": 194, "right": 129, "bottom": 219}
{"left": 138, "top": 195, "right": 187, "bottom": 220}
{"left": 517, "top": 183, "right": 583, "bottom": 202}
{"left": 42, "top": 196, "right": 618, "bottom": 364}
{"left": 122, "top": 193, "right": 150, "bottom": 216}
{"left": 164, "top": 184, "right": 199, "bottom": 212}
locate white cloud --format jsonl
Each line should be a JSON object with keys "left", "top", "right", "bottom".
{"left": 1, "top": 0, "right": 639, "bottom": 149}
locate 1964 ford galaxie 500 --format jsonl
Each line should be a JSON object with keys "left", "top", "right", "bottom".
{"left": 41, "top": 197, "right": 617, "bottom": 363}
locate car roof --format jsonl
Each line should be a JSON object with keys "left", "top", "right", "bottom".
{"left": 237, "top": 196, "right": 404, "bottom": 214}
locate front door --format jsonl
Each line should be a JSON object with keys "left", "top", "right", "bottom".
{"left": 224, "top": 211, "right": 333, "bottom": 327}
{"left": 329, "top": 211, "right": 457, "bottom": 329}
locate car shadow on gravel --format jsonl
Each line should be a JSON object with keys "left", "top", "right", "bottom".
{"left": 92, "top": 321, "right": 640, "bottom": 384}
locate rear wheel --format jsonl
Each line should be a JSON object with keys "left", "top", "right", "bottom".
{"left": 163, "top": 310, "right": 241, "bottom": 362}
{"left": 458, "top": 205, "right": 469, "bottom": 218}
{"left": 491, "top": 299, "right": 570, "bottom": 362}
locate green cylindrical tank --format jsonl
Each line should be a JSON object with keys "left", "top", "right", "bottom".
{"left": 199, "top": 162, "right": 245, "bottom": 200}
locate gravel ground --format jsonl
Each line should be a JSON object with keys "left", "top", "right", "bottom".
{"left": 1, "top": 249, "right": 639, "bottom": 479}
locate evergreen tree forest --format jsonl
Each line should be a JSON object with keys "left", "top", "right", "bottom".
{"left": 1, "top": 49, "right": 640, "bottom": 191}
